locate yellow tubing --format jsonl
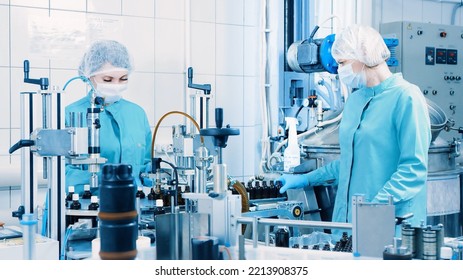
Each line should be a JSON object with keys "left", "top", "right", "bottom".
{"left": 151, "top": 111, "right": 204, "bottom": 158}
{"left": 231, "top": 180, "right": 249, "bottom": 213}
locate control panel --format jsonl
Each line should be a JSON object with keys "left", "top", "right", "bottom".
{"left": 380, "top": 21, "right": 463, "bottom": 142}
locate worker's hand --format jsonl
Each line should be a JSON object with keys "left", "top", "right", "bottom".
{"left": 140, "top": 163, "right": 153, "bottom": 187}
{"left": 142, "top": 176, "right": 154, "bottom": 187}
{"left": 144, "top": 162, "right": 153, "bottom": 173}
{"left": 276, "top": 173, "right": 310, "bottom": 193}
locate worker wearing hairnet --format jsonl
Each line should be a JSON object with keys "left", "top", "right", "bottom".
{"left": 277, "top": 25, "right": 431, "bottom": 234}
{"left": 65, "top": 40, "right": 152, "bottom": 195}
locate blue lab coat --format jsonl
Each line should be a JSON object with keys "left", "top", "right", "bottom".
{"left": 306, "top": 73, "right": 431, "bottom": 228}
{"left": 65, "top": 93, "right": 152, "bottom": 194}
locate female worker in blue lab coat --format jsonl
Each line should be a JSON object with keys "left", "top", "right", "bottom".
{"left": 65, "top": 40, "right": 152, "bottom": 195}
{"left": 277, "top": 25, "right": 431, "bottom": 234}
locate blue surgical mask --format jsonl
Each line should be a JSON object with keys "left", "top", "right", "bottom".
{"left": 337, "top": 63, "right": 366, "bottom": 89}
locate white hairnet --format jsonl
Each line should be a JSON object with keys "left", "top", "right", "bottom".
{"left": 78, "top": 40, "right": 133, "bottom": 77}
{"left": 331, "top": 25, "right": 390, "bottom": 67}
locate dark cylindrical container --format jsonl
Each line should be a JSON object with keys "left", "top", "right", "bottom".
{"left": 383, "top": 250, "right": 413, "bottom": 260}
{"left": 98, "top": 164, "right": 138, "bottom": 260}
{"left": 275, "top": 227, "right": 290, "bottom": 247}
{"left": 191, "top": 236, "right": 219, "bottom": 260}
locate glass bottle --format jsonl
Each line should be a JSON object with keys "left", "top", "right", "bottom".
{"left": 154, "top": 199, "right": 166, "bottom": 218}
{"left": 255, "top": 181, "right": 263, "bottom": 199}
{"left": 147, "top": 188, "right": 156, "bottom": 200}
{"left": 70, "top": 194, "right": 81, "bottom": 210}
{"left": 65, "top": 186, "right": 75, "bottom": 208}
{"left": 82, "top": 184, "right": 92, "bottom": 199}
{"left": 88, "top": 196, "right": 99, "bottom": 210}
{"left": 136, "top": 186, "right": 146, "bottom": 199}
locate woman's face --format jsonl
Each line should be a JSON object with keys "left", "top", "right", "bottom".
{"left": 89, "top": 63, "right": 130, "bottom": 104}
{"left": 336, "top": 59, "right": 364, "bottom": 73}
{"left": 91, "top": 70, "right": 129, "bottom": 85}
{"left": 90, "top": 63, "right": 129, "bottom": 86}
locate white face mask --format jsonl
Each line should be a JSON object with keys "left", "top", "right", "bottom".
{"left": 95, "top": 83, "right": 128, "bottom": 104}
{"left": 337, "top": 63, "right": 366, "bottom": 89}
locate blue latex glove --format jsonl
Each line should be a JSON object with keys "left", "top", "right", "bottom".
{"left": 276, "top": 173, "right": 311, "bottom": 194}
{"left": 140, "top": 163, "right": 153, "bottom": 186}
{"left": 145, "top": 162, "right": 153, "bottom": 173}
{"left": 143, "top": 176, "right": 154, "bottom": 187}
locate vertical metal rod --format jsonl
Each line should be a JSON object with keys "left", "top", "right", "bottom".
{"left": 42, "top": 93, "right": 51, "bottom": 180}
{"left": 252, "top": 217, "right": 259, "bottom": 248}
{"left": 199, "top": 96, "right": 204, "bottom": 129}
{"left": 56, "top": 90, "right": 64, "bottom": 247}
{"left": 189, "top": 94, "right": 196, "bottom": 134}
{"left": 264, "top": 225, "right": 270, "bottom": 246}
{"left": 174, "top": 213, "right": 179, "bottom": 260}
{"left": 205, "top": 96, "right": 210, "bottom": 129}
{"left": 238, "top": 235, "right": 246, "bottom": 260}
{"left": 20, "top": 93, "right": 33, "bottom": 214}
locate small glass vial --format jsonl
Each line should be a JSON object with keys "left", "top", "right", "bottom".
{"left": 88, "top": 196, "right": 99, "bottom": 210}
{"left": 70, "top": 194, "right": 81, "bottom": 210}
{"left": 147, "top": 188, "right": 156, "bottom": 200}
{"left": 136, "top": 186, "right": 146, "bottom": 199}
{"left": 65, "top": 186, "right": 75, "bottom": 207}
{"left": 82, "top": 184, "right": 92, "bottom": 199}
{"left": 154, "top": 199, "right": 166, "bottom": 217}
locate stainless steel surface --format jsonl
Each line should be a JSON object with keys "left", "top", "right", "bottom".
{"left": 155, "top": 213, "right": 209, "bottom": 260}
{"left": 351, "top": 195, "right": 395, "bottom": 258}
{"left": 237, "top": 217, "right": 352, "bottom": 230}
{"left": 213, "top": 164, "right": 227, "bottom": 194}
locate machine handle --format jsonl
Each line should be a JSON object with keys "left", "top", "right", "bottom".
{"left": 187, "top": 67, "right": 211, "bottom": 95}
{"left": 23, "top": 60, "right": 49, "bottom": 90}
{"left": 9, "top": 139, "right": 35, "bottom": 154}
{"left": 215, "top": 108, "right": 223, "bottom": 129}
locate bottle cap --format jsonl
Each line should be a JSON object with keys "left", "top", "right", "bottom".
{"left": 91, "top": 196, "right": 98, "bottom": 203}
{"left": 440, "top": 246, "right": 453, "bottom": 260}
{"left": 84, "top": 184, "right": 90, "bottom": 191}
{"left": 72, "top": 193, "right": 79, "bottom": 201}
{"left": 68, "top": 186, "right": 75, "bottom": 193}
{"left": 156, "top": 199, "right": 164, "bottom": 207}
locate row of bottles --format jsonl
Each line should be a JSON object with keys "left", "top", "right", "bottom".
{"left": 65, "top": 185, "right": 99, "bottom": 211}
{"left": 137, "top": 185, "right": 191, "bottom": 207}
{"left": 230, "top": 180, "right": 287, "bottom": 200}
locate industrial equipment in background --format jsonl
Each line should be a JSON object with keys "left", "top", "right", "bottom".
{"left": 7, "top": 60, "right": 110, "bottom": 259}
{"left": 257, "top": 9, "right": 463, "bottom": 255}
{"left": 381, "top": 21, "right": 463, "bottom": 237}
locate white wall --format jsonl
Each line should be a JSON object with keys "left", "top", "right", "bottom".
{"left": 0, "top": 0, "right": 261, "bottom": 223}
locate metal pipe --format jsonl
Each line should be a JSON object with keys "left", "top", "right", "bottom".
{"left": 237, "top": 217, "right": 352, "bottom": 230}
{"left": 284, "top": 0, "right": 294, "bottom": 71}
{"left": 252, "top": 217, "right": 259, "bottom": 248}
{"left": 264, "top": 225, "right": 270, "bottom": 246}
{"left": 213, "top": 164, "right": 227, "bottom": 194}
{"left": 42, "top": 93, "right": 52, "bottom": 181}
